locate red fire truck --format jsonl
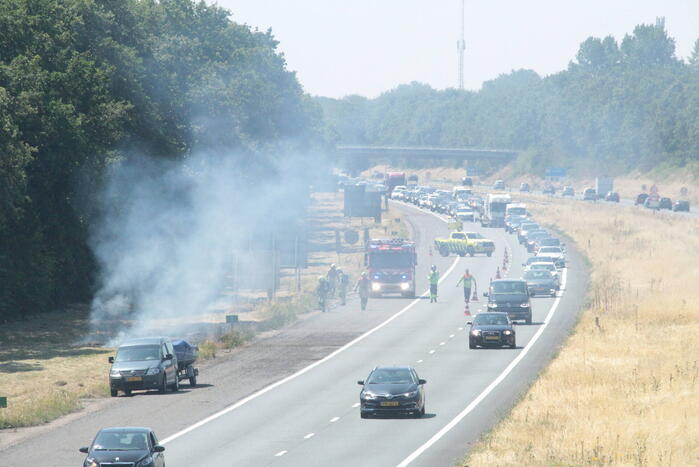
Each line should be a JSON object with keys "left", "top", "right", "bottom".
{"left": 365, "top": 239, "right": 417, "bottom": 298}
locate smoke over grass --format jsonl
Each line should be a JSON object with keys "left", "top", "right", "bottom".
{"left": 87, "top": 150, "right": 326, "bottom": 344}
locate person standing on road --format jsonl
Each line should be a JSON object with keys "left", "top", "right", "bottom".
{"left": 428, "top": 265, "right": 440, "bottom": 303}
{"left": 337, "top": 269, "right": 349, "bottom": 306}
{"left": 326, "top": 264, "right": 338, "bottom": 298}
{"left": 316, "top": 276, "right": 329, "bottom": 312}
{"left": 456, "top": 268, "right": 476, "bottom": 303}
{"left": 354, "top": 271, "right": 370, "bottom": 311}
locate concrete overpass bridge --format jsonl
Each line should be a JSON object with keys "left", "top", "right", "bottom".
{"left": 337, "top": 145, "right": 518, "bottom": 174}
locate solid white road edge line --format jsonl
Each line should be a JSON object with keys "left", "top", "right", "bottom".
{"left": 396, "top": 267, "right": 568, "bottom": 467}
{"left": 160, "top": 229, "right": 460, "bottom": 446}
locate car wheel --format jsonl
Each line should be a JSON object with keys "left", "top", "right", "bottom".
{"left": 171, "top": 377, "right": 179, "bottom": 392}
{"left": 439, "top": 246, "right": 449, "bottom": 257}
{"left": 458, "top": 252, "right": 465, "bottom": 257}
{"left": 486, "top": 252, "right": 492, "bottom": 257}
{"left": 110, "top": 387, "right": 118, "bottom": 397}
{"left": 469, "top": 339, "right": 476, "bottom": 349}
{"left": 467, "top": 247, "right": 475, "bottom": 257}
{"left": 360, "top": 412, "right": 369, "bottom": 419}
{"left": 189, "top": 375, "right": 197, "bottom": 387}
{"left": 124, "top": 389, "right": 132, "bottom": 397}
{"left": 159, "top": 375, "right": 168, "bottom": 394}
{"left": 510, "top": 339, "right": 516, "bottom": 349}
{"left": 526, "top": 315, "right": 532, "bottom": 325}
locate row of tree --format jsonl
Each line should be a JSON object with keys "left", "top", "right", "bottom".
{"left": 319, "top": 20, "right": 699, "bottom": 176}
{"left": 0, "top": 0, "right": 324, "bottom": 320}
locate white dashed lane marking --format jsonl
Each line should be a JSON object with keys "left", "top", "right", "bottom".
{"left": 304, "top": 433, "right": 315, "bottom": 439}
{"left": 330, "top": 417, "right": 340, "bottom": 423}
{"left": 352, "top": 403, "right": 360, "bottom": 408}
{"left": 275, "top": 451, "right": 287, "bottom": 457}
{"left": 428, "top": 350, "right": 435, "bottom": 354}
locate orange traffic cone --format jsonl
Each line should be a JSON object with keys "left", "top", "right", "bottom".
{"left": 471, "top": 282, "right": 479, "bottom": 301}
{"left": 464, "top": 303, "right": 471, "bottom": 315}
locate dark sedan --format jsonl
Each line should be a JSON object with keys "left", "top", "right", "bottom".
{"left": 484, "top": 279, "right": 532, "bottom": 324}
{"left": 524, "top": 269, "right": 558, "bottom": 297}
{"left": 659, "top": 197, "right": 673, "bottom": 210}
{"left": 604, "top": 191, "right": 620, "bottom": 202}
{"left": 673, "top": 200, "right": 690, "bottom": 212}
{"left": 80, "top": 427, "right": 165, "bottom": 467}
{"left": 468, "top": 312, "right": 516, "bottom": 349}
{"left": 358, "top": 366, "right": 426, "bottom": 418}
{"left": 635, "top": 193, "right": 649, "bottom": 205}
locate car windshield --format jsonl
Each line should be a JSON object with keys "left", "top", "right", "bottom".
{"left": 115, "top": 345, "right": 161, "bottom": 362}
{"left": 530, "top": 263, "right": 555, "bottom": 272}
{"left": 525, "top": 270, "right": 552, "bottom": 279}
{"left": 507, "top": 207, "right": 527, "bottom": 216}
{"left": 452, "top": 233, "right": 466, "bottom": 239}
{"left": 367, "top": 369, "right": 415, "bottom": 384}
{"left": 93, "top": 431, "right": 149, "bottom": 451}
{"left": 491, "top": 281, "right": 527, "bottom": 294}
{"left": 539, "top": 247, "right": 561, "bottom": 254}
{"left": 474, "top": 314, "right": 509, "bottom": 326}
{"left": 368, "top": 251, "right": 413, "bottom": 268}
{"left": 529, "top": 256, "right": 555, "bottom": 264}
{"left": 521, "top": 224, "right": 539, "bottom": 231}
{"left": 465, "top": 233, "right": 484, "bottom": 239}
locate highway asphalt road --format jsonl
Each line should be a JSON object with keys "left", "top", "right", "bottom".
{"left": 0, "top": 200, "right": 588, "bottom": 467}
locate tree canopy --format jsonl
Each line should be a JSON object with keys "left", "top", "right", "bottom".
{"left": 0, "top": 0, "right": 324, "bottom": 320}
{"left": 319, "top": 20, "right": 699, "bottom": 176}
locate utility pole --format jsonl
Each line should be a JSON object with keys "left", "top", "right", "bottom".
{"left": 457, "top": 0, "right": 465, "bottom": 90}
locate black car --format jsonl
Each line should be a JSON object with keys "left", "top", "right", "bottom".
{"left": 484, "top": 279, "right": 532, "bottom": 324}
{"left": 358, "top": 366, "right": 426, "bottom": 418}
{"left": 109, "top": 337, "right": 180, "bottom": 396}
{"left": 605, "top": 192, "right": 620, "bottom": 202}
{"left": 673, "top": 200, "right": 690, "bottom": 212}
{"left": 80, "top": 427, "right": 165, "bottom": 467}
{"left": 519, "top": 182, "right": 530, "bottom": 192}
{"left": 461, "top": 176, "right": 473, "bottom": 186}
{"left": 524, "top": 270, "right": 558, "bottom": 297}
{"left": 468, "top": 312, "right": 516, "bottom": 349}
{"left": 659, "top": 197, "right": 673, "bottom": 210}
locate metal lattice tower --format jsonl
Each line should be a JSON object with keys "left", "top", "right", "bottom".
{"left": 456, "top": 0, "right": 465, "bottom": 89}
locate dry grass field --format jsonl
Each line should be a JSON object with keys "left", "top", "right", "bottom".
{"left": 464, "top": 199, "right": 699, "bottom": 466}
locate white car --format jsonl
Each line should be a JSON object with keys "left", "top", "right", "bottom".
{"left": 536, "top": 246, "right": 566, "bottom": 263}
{"left": 525, "top": 262, "right": 560, "bottom": 287}
{"left": 456, "top": 209, "right": 475, "bottom": 222}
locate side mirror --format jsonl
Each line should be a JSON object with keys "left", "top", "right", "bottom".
{"left": 164, "top": 353, "right": 173, "bottom": 361}
{"left": 466, "top": 321, "right": 472, "bottom": 325}
{"left": 153, "top": 445, "right": 165, "bottom": 453}
{"left": 418, "top": 379, "right": 427, "bottom": 385}
{"left": 108, "top": 357, "right": 114, "bottom": 364}
{"left": 522, "top": 263, "right": 526, "bottom": 267}
{"left": 482, "top": 292, "right": 488, "bottom": 297}
{"left": 357, "top": 380, "right": 364, "bottom": 385}
{"left": 79, "top": 447, "right": 89, "bottom": 453}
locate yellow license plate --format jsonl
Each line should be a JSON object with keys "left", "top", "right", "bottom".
{"left": 126, "top": 376, "right": 142, "bottom": 382}
{"left": 485, "top": 336, "right": 500, "bottom": 340}
{"left": 380, "top": 401, "right": 400, "bottom": 407}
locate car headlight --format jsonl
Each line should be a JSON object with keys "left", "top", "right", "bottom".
{"left": 361, "top": 391, "right": 376, "bottom": 400}
{"left": 503, "top": 330, "right": 512, "bottom": 335}
{"left": 136, "top": 456, "right": 154, "bottom": 467}
{"left": 520, "top": 303, "right": 530, "bottom": 308}
{"left": 146, "top": 367, "right": 161, "bottom": 375}
{"left": 109, "top": 369, "right": 121, "bottom": 377}
{"left": 401, "top": 390, "right": 419, "bottom": 398}
{"left": 487, "top": 303, "right": 498, "bottom": 308}
{"left": 371, "top": 282, "right": 381, "bottom": 292}
{"left": 470, "top": 329, "right": 481, "bottom": 336}
{"left": 400, "top": 282, "right": 410, "bottom": 290}
{"left": 85, "top": 458, "right": 98, "bottom": 467}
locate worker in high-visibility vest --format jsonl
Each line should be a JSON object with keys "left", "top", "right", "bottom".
{"left": 456, "top": 269, "right": 477, "bottom": 303}
{"left": 428, "top": 265, "right": 440, "bottom": 303}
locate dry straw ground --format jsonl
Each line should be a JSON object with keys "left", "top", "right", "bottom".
{"left": 465, "top": 199, "right": 699, "bottom": 466}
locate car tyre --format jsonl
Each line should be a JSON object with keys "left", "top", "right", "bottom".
{"left": 189, "top": 375, "right": 197, "bottom": 387}
{"left": 439, "top": 246, "right": 449, "bottom": 257}
{"left": 110, "top": 387, "right": 118, "bottom": 397}
{"left": 526, "top": 315, "right": 532, "bottom": 325}
{"left": 124, "top": 389, "right": 132, "bottom": 397}
{"left": 469, "top": 339, "right": 476, "bottom": 349}
{"left": 360, "top": 411, "right": 369, "bottom": 419}
{"left": 458, "top": 252, "right": 465, "bottom": 257}
{"left": 486, "top": 252, "right": 492, "bottom": 257}
{"left": 510, "top": 339, "right": 516, "bottom": 349}
{"left": 467, "top": 247, "right": 475, "bottom": 257}
{"left": 171, "top": 377, "right": 179, "bottom": 392}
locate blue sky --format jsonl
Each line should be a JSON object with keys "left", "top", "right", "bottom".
{"left": 215, "top": 0, "right": 699, "bottom": 98}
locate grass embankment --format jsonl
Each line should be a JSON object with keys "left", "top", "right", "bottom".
{"left": 465, "top": 199, "right": 699, "bottom": 466}
{"left": 0, "top": 192, "right": 410, "bottom": 430}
